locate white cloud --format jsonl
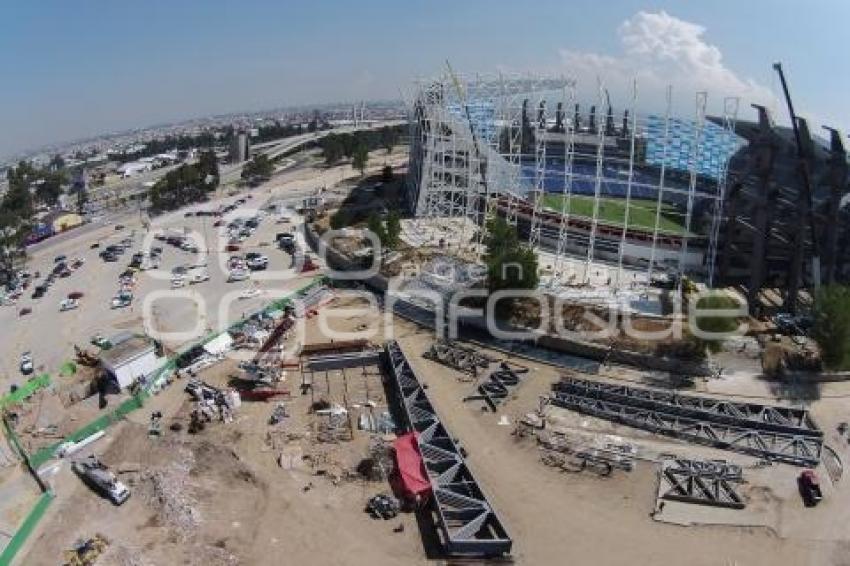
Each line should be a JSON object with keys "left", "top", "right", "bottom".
{"left": 558, "top": 11, "right": 777, "bottom": 117}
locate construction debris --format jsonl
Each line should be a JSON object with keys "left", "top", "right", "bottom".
{"left": 62, "top": 533, "right": 109, "bottom": 566}
{"left": 537, "top": 430, "right": 636, "bottom": 475}
{"left": 366, "top": 493, "right": 400, "bottom": 520}
{"left": 138, "top": 446, "right": 200, "bottom": 537}
{"left": 356, "top": 436, "right": 395, "bottom": 481}
{"left": 269, "top": 403, "right": 288, "bottom": 425}
{"left": 423, "top": 339, "right": 492, "bottom": 379}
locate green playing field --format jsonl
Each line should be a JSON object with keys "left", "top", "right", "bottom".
{"left": 541, "top": 194, "right": 688, "bottom": 235}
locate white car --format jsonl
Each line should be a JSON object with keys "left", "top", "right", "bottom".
{"left": 238, "top": 287, "right": 262, "bottom": 300}
{"left": 111, "top": 291, "right": 133, "bottom": 309}
{"left": 171, "top": 276, "right": 186, "bottom": 289}
{"left": 228, "top": 269, "right": 249, "bottom": 282}
{"left": 59, "top": 298, "right": 79, "bottom": 311}
{"left": 189, "top": 271, "right": 210, "bottom": 284}
{"left": 19, "top": 352, "right": 33, "bottom": 375}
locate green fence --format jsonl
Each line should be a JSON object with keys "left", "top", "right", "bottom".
{"left": 0, "top": 374, "right": 51, "bottom": 410}
{"left": 0, "top": 491, "right": 54, "bottom": 566}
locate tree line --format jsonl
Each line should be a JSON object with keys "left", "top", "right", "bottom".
{"left": 148, "top": 150, "right": 219, "bottom": 213}
{"left": 320, "top": 125, "right": 404, "bottom": 172}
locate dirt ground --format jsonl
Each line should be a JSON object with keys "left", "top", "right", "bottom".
{"left": 10, "top": 171, "right": 850, "bottom": 565}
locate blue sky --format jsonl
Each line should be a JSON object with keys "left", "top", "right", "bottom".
{"left": 1, "top": 0, "right": 848, "bottom": 158}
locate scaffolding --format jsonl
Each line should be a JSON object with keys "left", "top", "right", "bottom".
{"left": 406, "top": 71, "right": 742, "bottom": 288}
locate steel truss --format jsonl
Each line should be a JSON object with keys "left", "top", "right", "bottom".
{"left": 552, "top": 377, "right": 821, "bottom": 437}
{"left": 384, "top": 341, "right": 512, "bottom": 557}
{"left": 548, "top": 385, "right": 821, "bottom": 467}
{"left": 463, "top": 363, "right": 529, "bottom": 412}
{"left": 659, "top": 458, "right": 745, "bottom": 509}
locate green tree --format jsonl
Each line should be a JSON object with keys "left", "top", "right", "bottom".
{"left": 322, "top": 134, "right": 344, "bottom": 165}
{"left": 380, "top": 126, "right": 396, "bottom": 154}
{"left": 812, "top": 285, "right": 850, "bottom": 370}
{"left": 367, "top": 213, "right": 386, "bottom": 249}
{"left": 330, "top": 210, "right": 349, "bottom": 230}
{"left": 691, "top": 293, "right": 742, "bottom": 353}
{"left": 385, "top": 210, "right": 401, "bottom": 250}
{"left": 197, "top": 150, "right": 219, "bottom": 187}
{"left": 352, "top": 143, "right": 369, "bottom": 176}
{"left": 241, "top": 154, "right": 273, "bottom": 180}
{"left": 35, "top": 172, "right": 64, "bottom": 207}
{"left": 484, "top": 217, "right": 538, "bottom": 294}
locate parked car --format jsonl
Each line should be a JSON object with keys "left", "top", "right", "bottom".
{"left": 228, "top": 269, "right": 249, "bottom": 282}
{"left": 31, "top": 286, "right": 46, "bottom": 299}
{"left": 19, "top": 352, "right": 33, "bottom": 375}
{"left": 59, "top": 298, "right": 79, "bottom": 311}
{"left": 54, "top": 254, "right": 67, "bottom": 263}
{"left": 247, "top": 254, "right": 268, "bottom": 271}
{"left": 111, "top": 291, "right": 133, "bottom": 309}
{"left": 799, "top": 469, "right": 823, "bottom": 507}
{"left": 189, "top": 270, "right": 210, "bottom": 284}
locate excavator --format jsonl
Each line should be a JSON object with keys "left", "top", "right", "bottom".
{"left": 73, "top": 344, "right": 99, "bottom": 367}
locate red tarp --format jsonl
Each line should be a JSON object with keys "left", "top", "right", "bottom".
{"left": 393, "top": 432, "right": 431, "bottom": 498}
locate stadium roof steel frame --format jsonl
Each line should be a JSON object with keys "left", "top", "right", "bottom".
{"left": 548, "top": 390, "right": 822, "bottom": 467}
{"left": 384, "top": 341, "right": 512, "bottom": 557}
{"left": 552, "top": 377, "right": 821, "bottom": 437}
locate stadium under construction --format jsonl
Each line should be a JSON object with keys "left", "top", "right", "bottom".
{"left": 404, "top": 72, "right": 849, "bottom": 312}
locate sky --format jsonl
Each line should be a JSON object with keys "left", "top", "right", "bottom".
{"left": 1, "top": 0, "right": 848, "bottom": 159}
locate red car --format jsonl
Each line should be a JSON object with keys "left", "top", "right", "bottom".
{"left": 799, "top": 470, "right": 823, "bottom": 506}
{"left": 225, "top": 243, "right": 240, "bottom": 252}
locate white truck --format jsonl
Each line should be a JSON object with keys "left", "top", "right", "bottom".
{"left": 72, "top": 455, "right": 130, "bottom": 505}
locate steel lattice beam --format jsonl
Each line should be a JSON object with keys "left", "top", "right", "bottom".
{"left": 659, "top": 459, "right": 745, "bottom": 509}
{"left": 463, "top": 363, "right": 528, "bottom": 412}
{"left": 549, "top": 390, "right": 821, "bottom": 467}
{"left": 384, "top": 341, "right": 512, "bottom": 557}
{"left": 553, "top": 377, "right": 821, "bottom": 437}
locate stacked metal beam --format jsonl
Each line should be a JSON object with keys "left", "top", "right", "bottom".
{"left": 549, "top": 377, "right": 822, "bottom": 466}
{"left": 384, "top": 341, "right": 512, "bottom": 558}
{"left": 424, "top": 340, "right": 492, "bottom": 376}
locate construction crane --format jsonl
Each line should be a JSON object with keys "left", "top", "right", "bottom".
{"left": 772, "top": 62, "right": 821, "bottom": 295}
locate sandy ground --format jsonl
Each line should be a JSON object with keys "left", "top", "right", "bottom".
{"left": 394, "top": 329, "right": 850, "bottom": 565}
